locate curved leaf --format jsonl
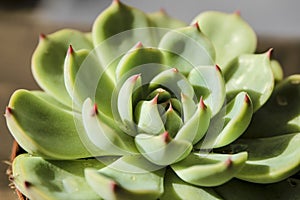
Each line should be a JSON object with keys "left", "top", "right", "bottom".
{"left": 148, "top": 9, "right": 186, "bottom": 29}
{"left": 32, "top": 29, "right": 93, "bottom": 106}
{"left": 192, "top": 11, "right": 257, "bottom": 68}
{"left": 171, "top": 152, "right": 248, "bottom": 187}
{"left": 236, "top": 133, "right": 300, "bottom": 183}
{"left": 12, "top": 154, "right": 103, "bottom": 200}
{"left": 224, "top": 51, "right": 274, "bottom": 111}
{"left": 158, "top": 24, "right": 215, "bottom": 74}
{"left": 5, "top": 90, "right": 93, "bottom": 159}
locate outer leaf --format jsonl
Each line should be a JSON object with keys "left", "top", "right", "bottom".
{"left": 160, "top": 169, "right": 222, "bottom": 200}
{"left": 224, "top": 51, "right": 274, "bottom": 111}
{"left": 64, "top": 47, "right": 115, "bottom": 117}
{"left": 196, "top": 92, "right": 253, "bottom": 149}
{"left": 32, "top": 29, "right": 93, "bottom": 106}
{"left": 135, "top": 133, "right": 192, "bottom": 166}
{"left": 158, "top": 24, "right": 215, "bottom": 75}
{"left": 236, "top": 133, "right": 300, "bottom": 183}
{"left": 192, "top": 11, "right": 257, "bottom": 68}
{"left": 12, "top": 154, "right": 103, "bottom": 200}
{"left": 82, "top": 98, "right": 137, "bottom": 155}
{"left": 5, "top": 90, "right": 93, "bottom": 159}
{"left": 188, "top": 65, "right": 226, "bottom": 116}
{"left": 270, "top": 59, "right": 284, "bottom": 82}
{"left": 215, "top": 178, "right": 300, "bottom": 200}
{"left": 244, "top": 75, "right": 300, "bottom": 138}
{"left": 171, "top": 152, "right": 248, "bottom": 187}
{"left": 85, "top": 158, "right": 164, "bottom": 200}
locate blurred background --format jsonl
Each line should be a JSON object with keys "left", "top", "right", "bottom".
{"left": 1, "top": 0, "right": 300, "bottom": 199}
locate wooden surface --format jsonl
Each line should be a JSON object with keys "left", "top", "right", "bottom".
{"left": 0, "top": 10, "right": 299, "bottom": 200}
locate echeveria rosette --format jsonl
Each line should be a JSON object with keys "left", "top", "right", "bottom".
{"left": 5, "top": 1, "right": 300, "bottom": 199}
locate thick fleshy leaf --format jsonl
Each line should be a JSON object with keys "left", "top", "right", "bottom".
{"left": 236, "top": 133, "right": 300, "bottom": 183}
{"left": 244, "top": 75, "right": 300, "bottom": 138}
{"left": 158, "top": 24, "right": 215, "bottom": 74}
{"left": 64, "top": 47, "right": 115, "bottom": 116}
{"left": 134, "top": 96, "right": 165, "bottom": 135}
{"left": 270, "top": 59, "right": 284, "bottom": 82}
{"left": 12, "top": 154, "right": 103, "bottom": 200}
{"left": 148, "top": 9, "right": 186, "bottom": 29}
{"left": 160, "top": 169, "right": 222, "bottom": 200}
{"left": 224, "top": 51, "right": 274, "bottom": 111}
{"left": 116, "top": 74, "right": 141, "bottom": 135}
{"left": 82, "top": 98, "right": 137, "bottom": 155}
{"left": 181, "top": 93, "right": 196, "bottom": 122}
{"left": 175, "top": 98, "right": 211, "bottom": 144}
{"left": 215, "top": 178, "right": 300, "bottom": 200}
{"left": 116, "top": 43, "right": 164, "bottom": 81}
{"left": 163, "top": 104, "right": 183, "bottom": 138}
{"left": 196, "top": 92, "right": 253, "bottom": 149}
{"left": 171, "top": 152, "right": 248, "bottom": 187}
{"left": 32, "top": 29, "right": 93, "bottom": 106}
{"left": 5, "top": 90, "right": 93, "bottom": 159}
{"left": 149, "top": 68, "right": 195, "bottom": 100}
{"left": 188, "top": 65, "right": 226, "bottom": 116}
{"left": 192, "top": 11, "right": 257, "bottom": 68}
{"left": 135, "top": 132, "right": 192, "bottom": 166}
{"left": 85, "top": 157, "right": 164, "bottom": 200}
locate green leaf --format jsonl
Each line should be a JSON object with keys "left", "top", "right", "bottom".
{"left": 270, "top": 59, "right": 284, "bottom": 82}
{"left": 215, "top": 178, "right": 300, "bottom": 200}
{"left": 64, "top": 47, "right": 115, "bottom": 117}
{"left": 196, "top": 92, "right": 253, "bottom": 149}
{"left": 187, "top": 65, "right": 226, "bottom": 116}
{"left": 134, "top": 96, "right": 165, "bottom": 135}
{"left": 224, "top": 51, "right": 274, "bottom": 111}
{"left": 244, "top": 75, "right": 300, "bottom": 138}
{"left": 192, "top": 11, "right": 257, "bottom": 68}
{"left": 236, "top": 132, "right": 300, "bottom": 183}
{"left": 160, "top": 169, "right": 222, "bottom": 200}
{"left": 82, "top": 98, "right": 137, "bottom": 155}
{"left": 5, "top": 90, "right": 93, "bottom": 159}
{"left": 116, "top": 44, "right": 164, "bottom": 81}
{"left": 158, "top": 24, "right": 215, "bottom": 75}
{"left": 175, "top": 98, "right": 211, "bottom": 144}
{"left": 32, "top": 29, "right": 93, "bottom": 106}
{"left": 163, "top": 104, "right": 183, "bottom": 138}
{"left": 171, "top": 152, "right": 248, "bottom": 187}
{"left": 12, "top": 154, "right": 103, "bottom": 200}
{"left": 148, "top": 9, "right": 186, "bottom": 29}
{"left": 85, "top": 156, "right": 164, "bottom": 200}
{"left": 135, "top": 132, "right": 192, "bottom": 166}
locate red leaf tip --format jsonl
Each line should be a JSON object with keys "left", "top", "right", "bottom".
{"left": 193, "top": 22, "right": 201, "bottom": 32}
{"left": 24, "top": 181, "right": 32, "bottom": 188}
{"left": 215, "top": 65, "right": 222, "bottom": 73}
{"left": 244, "top": 94, "right": 251, "bottom": 104}
{"left": 68, "top": 45, "right": 74, "bottom": 55}
{"left": 135, "top": 41, "right": 143, "bottom": 49}
{"left": 199, "top": 97, "right": 207, "bottom": 110}
{"left": 234, "top": 10, "right": 241, "bottom": 16}
{"left": 39, "top": 33, "right": 46, "bottom": 41}
{"left": 112, "top": 0, "right": 120, "bottom": 4}
{"left": 131, "top": 74, "right": 141, "bottom": 82}
{"left": 92, "top": 104, "right": 99, "bottom": 116}
{"left": 151, "top": 94, "right": 159, "bottom": 105}
{"left": 172, "top": 68, "right": 179, "bottom": 73}
{"left": 225, "top": 158, "right": 233, "bottom": 168}
{"left": 160, "top": 8, "right": 167, "bottom": 15}
{"left": 5, "top": 107, "right": 12, "bottom": 117}
{"left": 162, "top": 131, "right": 171, "bottom": 143}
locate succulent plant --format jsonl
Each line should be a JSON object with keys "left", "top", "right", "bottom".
{"left": 5, "top": 1, "right": 300, "bottom": 199}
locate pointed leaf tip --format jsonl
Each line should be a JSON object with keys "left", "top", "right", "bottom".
{"left": 267, "top": 48, "right": 274, "bottom": 58}
{"left": 92, "top": 103, "right": 99, "bottom": 116}
{"left": 192, "top": 22, "right": 201, "bottom": 31}
{"left": 135, "top": 41, "right": 143, "bottom": 49}
{"left": 24, "top": 181, "right": 32, "bottom": 189}
{"left": 167, "top": 102, "right": 173, "bottom": 112}
{"left": 215, "top": 64, "right": 222, "bottom": 73}
{"left": 199, "top": 96, "right": 207, "bottom": 110}
{"left": 151, "top": 94, "right": 159, "bottom": 105}
{"left": 234, "top": 10, "right": 241, "bottom": 16}
{"left": 5, "top": 106, "right": 12, "bottom": 117}
{"left": 159, "top": 8, "right": 167, "bottom": 15}
{"left": 172, "top": 68, "right": 179, "bottom": 73}
{"left": 68, "top": 45, "right": 74, "bottom": 55}
{"left": 112, "top": 0, "right": 120, "bottom": 4}
{"left": 39, "top": 33, "right": 46, "bottom": 41}
{"left": 244, "top": 93, "right": 251, "bottom": 104}
{"left": 131, "top": 73, "right": 141, "bottom": 82}
{"left": 162, "top": 131, "right": 171, "bottom": 143}
{"left": 225, "top": 158, "right": 233, "bottom": 168}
